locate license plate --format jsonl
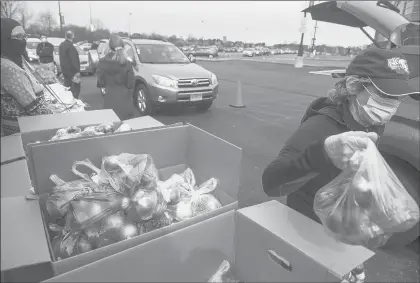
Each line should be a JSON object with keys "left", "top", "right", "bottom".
{"left": 190, "top": 94, "right": 202, "bottom": 101}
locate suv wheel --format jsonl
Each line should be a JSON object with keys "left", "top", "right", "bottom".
{"left": 134, "top": 84, "right": 154, "bottom": 115}
{"left": 209, "top": 54, "right": 214, "bottom": 59}
{"left": 196, "top": 101, "right": 213, "bottom": 111}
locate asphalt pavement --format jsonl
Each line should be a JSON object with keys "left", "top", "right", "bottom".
{"left": 78, "top": 60, "right": 418, "bottom": 283}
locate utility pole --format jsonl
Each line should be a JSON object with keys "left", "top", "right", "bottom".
{"left": 295, "top": 0, "right": 314, "bottom": 68}
{"left": 58, "top": 1, "right": 63, "bottom": 37}
{"left": 311, "top": 21, "right": 318, "bottom": 55}
{"left": 128, "top": 13, "right": 132, "bottom": 37}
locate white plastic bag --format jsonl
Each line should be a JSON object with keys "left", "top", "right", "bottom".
{"left": 314, "top": 138, "right": 419, "bottom": 249}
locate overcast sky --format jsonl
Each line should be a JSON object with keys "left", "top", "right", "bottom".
{"left": 25, "top": 1, "right": 373, "bottom": 47}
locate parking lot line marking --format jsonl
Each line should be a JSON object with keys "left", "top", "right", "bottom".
{"left": 309, "top": 69, "right": 346, "bottom": 76}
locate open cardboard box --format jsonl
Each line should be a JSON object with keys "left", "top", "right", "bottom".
{"left": 18, "top": 109, "right": 121, "bottom": 150}
{"left": 5, "top": 124, "right": 242, "bottom": 280}
{"left": 1, "top": 159, "right": 32, "bottom": 198}
{"left": 1, "top": 134, "right": 25, "bottom": 165}
{"left": 44, "top": 200, "right": 375, "bottom": 282}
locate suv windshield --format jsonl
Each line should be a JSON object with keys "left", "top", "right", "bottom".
{"left": 135, "top": 44, "right": 190, "bottom": 64}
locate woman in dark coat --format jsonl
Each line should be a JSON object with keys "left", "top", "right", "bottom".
{"left": 262, "top": 49, "right": 419, "bottom": 282}
{"left": 97, "top": 34, "right": 140, "bottom": 120}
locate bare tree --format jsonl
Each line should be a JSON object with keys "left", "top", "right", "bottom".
{"left": 38, "top": 11, "right": 57, "bottom": 35}
{"left": 17, "top": 2, "right": 33, "bottom": 29}
{"left": 1, "top": 0, "right": 21, "bottom": 19}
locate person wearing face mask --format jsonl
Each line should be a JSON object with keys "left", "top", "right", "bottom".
{"left": 1, "top": 18, "right": 53, "bottom": 136}
{"left": 261, "top": 48, "right": 418, "bottom": 282}
{"left": 36, "top": 34, "right": 54, "bottom": 64}
{"left": 59, "top": 30, "right": 81, "bottom": 99}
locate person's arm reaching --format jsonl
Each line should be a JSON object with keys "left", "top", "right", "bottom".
{"left": 262, "top": 115, "right": 341, "bottom": 197}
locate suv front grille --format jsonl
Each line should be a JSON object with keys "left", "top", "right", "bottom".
{"left": 178, "top": 78, "right": 210, "bottom": 88}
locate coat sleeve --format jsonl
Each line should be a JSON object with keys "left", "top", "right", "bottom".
{"left": 262, "top": 115, "right": 342, "bottom": 197}
{"left": 126, "top": 64, "right": 134, "bottom": 90}
{"left": 36, "top": 43, "right": 42, "bottom": 56}
{"left": 70, "top": 47, "right": 80, "bottom": 74}
{"left": 97, "top": 61, "right": 105, "bottom": 88}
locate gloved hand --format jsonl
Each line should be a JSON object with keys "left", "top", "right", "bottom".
{"left": 324, "top": 131, "right": 378, "bottom": 170}
{"left": 72, "top": 73, "right": 81, "bottom": 84}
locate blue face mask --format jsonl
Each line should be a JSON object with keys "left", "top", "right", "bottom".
{"left": 350, "top": 86, "right": 401, "bottom": 126}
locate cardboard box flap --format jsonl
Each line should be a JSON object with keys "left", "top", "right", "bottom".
{"left": 28, "top": 126, "right": 189, "bottom": 194}
{"left": 1, "top": 159, "right": 32, "bottom": 198}
{"left": 18, "top": 109, "right": 120, "bottom": 133}
{"left": 123, "top": 116, "right": 165, "bottom": 130}
{"left": 237, "top": 200, "right": 375, "bottom": 278}
{"left": 43, "top": 211, "right": 236, "bottom": 282}
{"left": 1, "top": 134, "right": 25, "bottom": 164}
{"left": 1, "top": 196, "right": 51, "bottom": 271}
{"left": 186, "top": 124, "right": 242, "bottom": 200}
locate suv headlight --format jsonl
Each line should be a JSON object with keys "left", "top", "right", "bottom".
{"left": 210, "top": 73, "right": 218, "bottom": 85}
{"left": 152, "top": 75, "right": 177, "bottom": 88}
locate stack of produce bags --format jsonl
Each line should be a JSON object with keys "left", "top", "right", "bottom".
{"left": 49, "top": 122, "right": 132, "bottom": 141}
{"left": 314, "top": 138, "right": 419, "bottom": 249}
{"left": 43, "top": 153, "right": 222, "bottom": 260}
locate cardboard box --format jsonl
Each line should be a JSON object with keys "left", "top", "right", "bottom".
{"left": 123, "top": 116, "right": 165, "bottom": 130}
{"left": 18, "top": 109, "right": 121, "bottom": 149}
{"left": 1, "top": 196, "right": 54, "bottom": 283}
{"left": 1, "top": 134, "right": 25, "bottom": 165}
{"left": 1, "top": 159, "right": 32, "bottom": 198}
{"left": 15, "top": 124, "right": 241, "bottom": 278}
{"left": 44, "top": 201, "right": 375, "bottom": 282}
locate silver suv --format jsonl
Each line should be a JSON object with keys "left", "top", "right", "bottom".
{"left": 95, "top": 38, "right": 219, "bottom": 115}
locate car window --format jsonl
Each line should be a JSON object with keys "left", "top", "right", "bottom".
{"left": 26, "top": 42, "right": 39, "bottom": 49}
{"left": 97, "top": 42, "right": 110, "bottom": 57}
{"left": 124, "top": 44, "right": 135, "bottom": 60}
{"left": 135, "top": 44, "right": 189, "bottom": 64}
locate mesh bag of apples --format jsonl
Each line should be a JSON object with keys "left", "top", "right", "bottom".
{"left": 314, "top": 139, "right": 419, "bottom": 249}
{"left": 44, "top": 153, "right": 222, "bottom": 260}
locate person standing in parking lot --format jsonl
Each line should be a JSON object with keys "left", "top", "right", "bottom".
{"left": 36, "top": 34, "right": 55, "bottom": 73}
{"left": 97, "top": 34, "right": 140, "bottom": 120}
{"left": 59, "top": 31, "right": 81, "bottom": 99}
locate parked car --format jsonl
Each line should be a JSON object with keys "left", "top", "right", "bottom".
{"left": 242, "top": 48, "right": 255, "bottom": 57}
{"left": 95, "top": 38, "right": 219, "bottom": 114}
{"left": 187, "top": 47, "right": 218, "bottom": 59}
{"left": 305, "top": 0, "right": 420, "bottom": 248}
{"left": 26, "top": 38, "right": 41, "bottom": 63}
{"left": 47, "top": 37, "right": 93, "bottom": 76}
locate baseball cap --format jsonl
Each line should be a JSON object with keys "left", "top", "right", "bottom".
{"left": 346, "top": 48, "right": 419, "bottom": 97}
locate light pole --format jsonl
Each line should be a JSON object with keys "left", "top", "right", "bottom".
{"left": 311, "top": 21, "right": 318, "bottom": 56}
{"left": 89, "top": 2, "right": 93, "bottom": 42}
{"left": 58, "top": 1, "right": 63, "bottom": 37}
{"left": 295, "top": 0, "right": 314, "bottom": 68}
{"left": 128, "top": 13, "right": 132, "bottom": 37}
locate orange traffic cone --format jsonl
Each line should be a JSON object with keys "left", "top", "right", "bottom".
{"left": 230, "top": 79, "right": 246, "bottom": 108}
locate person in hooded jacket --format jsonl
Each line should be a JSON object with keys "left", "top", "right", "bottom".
{"left": 97, "top": 34, "right": 141, "bottom": 120}
{"left": 59, "top": 31, "right": 81, "bottom": 99}
{"left": 1, "top": 18, "right": 53, "bottom": 136}
{"left": 36, "top": 34, "right": 55, "bottom": 64}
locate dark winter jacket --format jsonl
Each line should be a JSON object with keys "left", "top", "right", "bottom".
{"left": 58, "top": 40, "right": 80, "bottom": 77}
{"left": 36, "top": 41, "right": 54, "bottom": 64}
{"left": 97, "top": 58, "right": 140, "bottom": 120}
{"left": 262, "top": 97, "right": 385, "bottom": 223}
